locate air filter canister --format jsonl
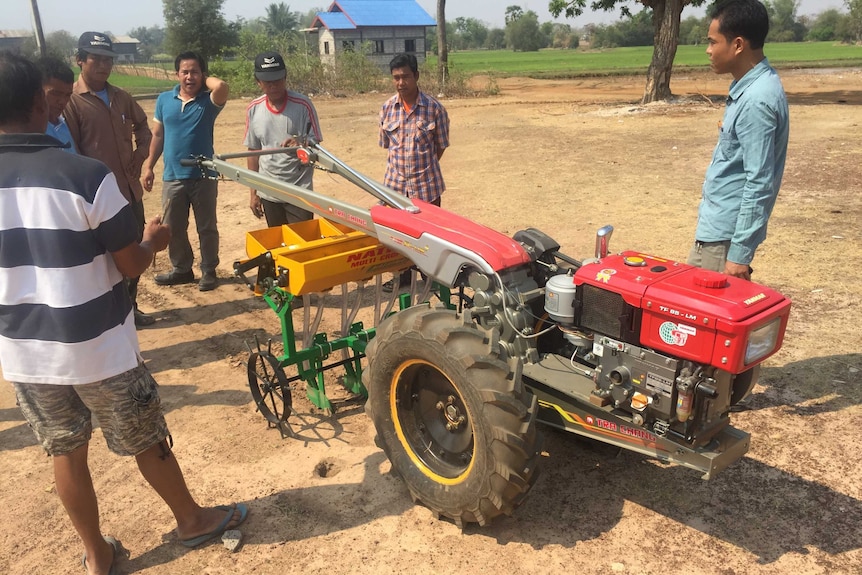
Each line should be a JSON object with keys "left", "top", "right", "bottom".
{"left": 544, "top": 274, "right": 577, "bottom": 324}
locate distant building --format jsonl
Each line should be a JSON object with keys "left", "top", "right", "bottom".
{"left": 306, "top": 0, "right": 436, "bottom": 70}
{"left": 0, "top": 30, "right": 32, "bottom": 54}
{"left": 111, "top": 35, "right": 140, "bottom": 63}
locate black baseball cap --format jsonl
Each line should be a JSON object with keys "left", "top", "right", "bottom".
{"left": 254, "top": 51, "right": 286, "bottom": 81}
{"left": 78, "top": 32, "right": 117, "bottom": 57}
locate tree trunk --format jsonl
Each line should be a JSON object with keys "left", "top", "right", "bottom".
{"left": 436, "top": 0, "right": 448, "bottom": 87}
{"left": 642, "top": 0, "right": 684, "bottom": 103}
{"left": 29, "top": 0, "right": 47, "bottom": 57}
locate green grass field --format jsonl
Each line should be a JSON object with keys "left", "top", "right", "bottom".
{"left": 431, "top": 42, "right": 862, "bottom": 78}
{"left": 107, "top": 41, "right": 861, "bottom": 94}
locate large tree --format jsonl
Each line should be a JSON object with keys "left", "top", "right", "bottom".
{"left": 550, "top": 0, "right": 707, "bottom": 103}
{"left": 163, "top": 0, "right": 236, "bottom": 61}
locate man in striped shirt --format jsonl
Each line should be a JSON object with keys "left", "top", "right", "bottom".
{"left": 0, "top": 53, "right": 247, "bottom": 574}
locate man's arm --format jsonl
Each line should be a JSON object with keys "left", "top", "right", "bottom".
{"left": 142, "top": 120, "right": 164, "bottom": 192}
{"left": 207, "top": 76, "right": 229, "bottom": 106}
{"left": 130, "top": 98, "right": 152, "bottom": 179}
{"left": 727, "top": 99, "right": 782, "bottom": 276}
{"left": 435, "top": 103, "right": 450, "bottom": 161}
{"left": 111, "top": 215, "right": 170, "bottom": 278}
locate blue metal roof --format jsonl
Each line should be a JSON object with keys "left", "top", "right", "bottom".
{"left": 315, "top": 12, "right": 356, "bottom": 30}
{"left": 318, "top": 0, "right": 436, "bottom": 28}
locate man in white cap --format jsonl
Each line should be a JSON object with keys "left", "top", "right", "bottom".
{"left": 244, "top": 51, "right": 323, "bottom": 226}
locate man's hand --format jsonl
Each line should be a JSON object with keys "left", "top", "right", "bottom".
{"left": 280, "top": 136, "right": 300, "bottom": 148}
{"left": 143, "top": 215, "right": 171, "bottom": 253}
{"left": 725, "top": 261, "right": 752, "bottom": 280}
{"left": 142, "top": 167, "right": 155, "bottom": 192}
{"left": 250, "top": 192, "right": 264, "bottom": 219}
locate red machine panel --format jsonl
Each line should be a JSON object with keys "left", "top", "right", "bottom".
{"left": 574, "top": 252, "right": 791, "bottom": 373}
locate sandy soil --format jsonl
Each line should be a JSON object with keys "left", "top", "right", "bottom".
{"left": 2, "top": 68, "right": 861, "bottom": 575}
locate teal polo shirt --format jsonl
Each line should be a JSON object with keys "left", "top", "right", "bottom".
{"left": 154, "top": 85, "right": 223, "bottom": 180}
{"left": 695, "top": 58, "right": 789, "bottom": 266}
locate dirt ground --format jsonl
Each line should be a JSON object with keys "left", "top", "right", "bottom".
{"left": 2, "top": 68, "right": 861, "bottom": 575}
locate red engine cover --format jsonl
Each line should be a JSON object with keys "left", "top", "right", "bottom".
{"left": 573, "top": 252, "right": 791, "bottom": 374}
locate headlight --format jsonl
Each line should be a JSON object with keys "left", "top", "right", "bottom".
{"left": 745, "top": 317, "right": 781, "bottom": 365}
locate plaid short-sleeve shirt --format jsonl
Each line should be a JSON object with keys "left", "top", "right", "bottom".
{"left": 379, "top": 91, "right": 449, "bottom": 202}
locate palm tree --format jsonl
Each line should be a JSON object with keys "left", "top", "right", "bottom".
{"left": 262, "top": 2, "right": 299, "bottom": 35}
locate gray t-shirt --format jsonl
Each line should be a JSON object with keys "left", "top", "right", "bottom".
{"left": 243, "top": 90, "right": 323, "bottom": 202}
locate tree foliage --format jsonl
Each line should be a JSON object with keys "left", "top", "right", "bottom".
{"left": 765, "top": 0, "right": 806, "bottom": 41}
{"left": 549, "top": 0, "right": 707, "bottom": 103}
{"left": 129, "top": 25, "right": 166, "bottom": 60}
{"left": 806, "top": 8, "right": 853, "bottom": 41}
{"left": 505, "top": 5, "right": 525, "bottom": 24}
{"left": 262, "top": 2, "right": 300, "bottom": 35}
{"left": 506, "top": 10, "right": 545, "bottom": 51}
{"left": 591, "top": 9, "right": 654, "bottom": 47}
{"left": 162, "top": 0, "right": 237, "bottom": 60}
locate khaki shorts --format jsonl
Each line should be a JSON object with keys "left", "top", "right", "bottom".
{"left": 687, "top": 240, "right": 731, "bottom": 273}
{"left": 12, "top": 364, "right": 170, "bottom": 457}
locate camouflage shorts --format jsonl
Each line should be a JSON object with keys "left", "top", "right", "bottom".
{"left": 12, "top": 364, "right": 170, "bottom": 457}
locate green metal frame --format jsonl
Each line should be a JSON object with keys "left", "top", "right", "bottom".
{"left": 260, "top": 281, "right": 457, "bottom": 413}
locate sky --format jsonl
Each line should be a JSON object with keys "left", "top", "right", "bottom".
{"left": 3, "top": 0, "right": 848, "bottom": 37}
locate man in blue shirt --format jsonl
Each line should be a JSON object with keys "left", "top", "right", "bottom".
{"left": 37, "top": 56, "right": 76, "bottom": 153}
{"left": 142, "top": 51, "right": 228, "bottom": 292}
{"left": 688, "top": 0, "right": 789, "bottom": 280}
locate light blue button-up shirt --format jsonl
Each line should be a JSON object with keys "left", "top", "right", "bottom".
{"left": 46, "top": 115, "right": 77, "bottom": 154}
{"left": 695, "top": 58, "right": 789, "bottom": 265}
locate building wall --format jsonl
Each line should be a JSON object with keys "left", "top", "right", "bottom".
{"left": 315, "top": 26, "right": 428, "bottom": 71}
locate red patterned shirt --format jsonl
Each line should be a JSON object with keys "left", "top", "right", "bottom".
{"left": 379, "top": 91, "right": 449, "bottom": 202}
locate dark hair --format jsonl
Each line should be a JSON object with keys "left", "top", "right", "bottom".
{"left": 0, "top": 52, "right": 43, "bottom": 126}
{"left": 389, "top": 53, "right": 418, "bottom": 75}
{"left": 708, "top": 0, "right": 769, "bottom": 50}
{"left": 174, "top": 51, "right": 208, "bottom": 75}
{"left": 37, "top": 55, "right": 74, "bottom": 84}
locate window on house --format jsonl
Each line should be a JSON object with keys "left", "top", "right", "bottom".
{"left": 373, "top": 40, "right": 385, "bottom": 54}
{"left": 342, "top": 40, "right": 355, "bottom": 52}
{"left": 324, "top": 42, "right": 330, "bottom": 55}
{"left": 404, "top": 39, "right": 416, "bottom": 52}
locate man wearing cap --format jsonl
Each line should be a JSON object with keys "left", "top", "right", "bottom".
{"left": 142, "top": 52, "right": 229, "bottom": 292}
{"left": 65, "top": 32, "right": 155, "bottom": 326}
{"left": 244, "top": 51, "right": 322, "bottom": 226}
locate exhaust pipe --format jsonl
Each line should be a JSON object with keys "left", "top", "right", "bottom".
{"left": 595, "top": 225, "right": 614, "bottom": 259}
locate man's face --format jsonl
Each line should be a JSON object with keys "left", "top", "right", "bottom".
{"left": 391, "top": 66, "right": 419, "bottom": 101}
{"left": 706, "top": 18, "right": 738, "bottom": 75}
{"left": 177, "top": 58, "right": 204, "bottom": 95}
{"left": 43, "top": 78, "right": 73, "bottom": 122}
{"left": 78, "top": 53, "right": 113, "bottom": 86}
{"left": 256, "top": 77, "right": 287, "bottom": 103}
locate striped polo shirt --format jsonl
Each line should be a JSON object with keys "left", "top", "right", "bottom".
{"left": 0, "top": 134, "right": 140, "bottom": 385}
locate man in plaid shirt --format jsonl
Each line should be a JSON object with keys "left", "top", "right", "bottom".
{"left": 379, "top": 53, "right": 450, "bottom": 206}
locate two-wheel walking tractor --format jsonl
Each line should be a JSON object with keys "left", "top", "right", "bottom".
{"left": 182, "top": 143, "right": 791, "bottom": 527}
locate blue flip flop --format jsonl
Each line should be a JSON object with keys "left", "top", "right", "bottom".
{"left": 81, "top": 536, "right": 126, "bottom": 575}
{"left": 180, "top": 503, "right": 249, "bottom": 548}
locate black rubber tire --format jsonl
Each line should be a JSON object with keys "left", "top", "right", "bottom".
{"left": 364, "top": 303, "right": 542, "bottom": 527}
